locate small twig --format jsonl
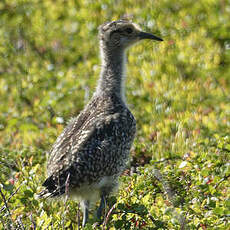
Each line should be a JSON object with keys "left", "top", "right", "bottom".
{"left": 214, "top": 174, "right": 230, "bottom": 189}
{"left": 153, "top": 168, "right": 187, "bottom": 230}
{"left": 0, "top": 186, "right": 15, "bottom": 230}
{"left": 153, "top": 168, "right": 175, "bottom": 201}
{"left": 0, "top": 215, "right": 8, "bottom": 230}
{"left": 77, "top": 203, "right": 80, "bottom": 230}
{"left": 0, "top": 183, "right": 24, "bottom": 213}
{"left": 29, "top": 213, "right": 36, "bottom": 230}
{"left": 16, "top": 215, "right": 25, "bottom": 230}
{"left": 109, "top": 210, "right": 140, "bottom": 215}
{"left": 102, "top": 204, "right": 116, "bottom": 230}
{"left": 62, "top": 173, "right": 70, "bottom": 230}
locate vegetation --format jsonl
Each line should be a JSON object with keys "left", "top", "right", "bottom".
{"left": 0, "top": 0, "right": 229, "bottom": 229}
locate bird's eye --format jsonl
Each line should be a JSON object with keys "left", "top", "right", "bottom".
{"left": 125, "top": 28, "right": 133, "bottom": 34}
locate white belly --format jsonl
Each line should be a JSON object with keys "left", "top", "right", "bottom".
{"left": 69, "top": 175, "right": 118, "bottom": 205}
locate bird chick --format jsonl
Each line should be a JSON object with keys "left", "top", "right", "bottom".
{"left": 38, "top": 19, "right": 163, "bottom": 227}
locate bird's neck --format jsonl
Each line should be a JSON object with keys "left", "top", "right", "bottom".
{"left": 95, "top": 44, "right": 127, "bottom": 102}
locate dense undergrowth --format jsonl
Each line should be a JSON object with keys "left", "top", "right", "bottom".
{"left": 0, "top": 0, "right": 229, "bottom": 229}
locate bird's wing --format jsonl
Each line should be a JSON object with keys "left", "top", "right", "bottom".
{"left": 46, "top": 97, "right": 98, "bottom": 174}
{"left": 39, "top": 109, "right": 136, "bottom": 198}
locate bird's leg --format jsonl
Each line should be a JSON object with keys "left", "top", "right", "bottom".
{"left": 82, "top": 200, "right": 89, "bottom": 227}
{"left": 97, "top": 194, "right": 106, "bottom": 220}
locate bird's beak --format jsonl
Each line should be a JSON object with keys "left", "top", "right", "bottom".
{"left": 138, "top": 31, "right": 163, "bottom": 41}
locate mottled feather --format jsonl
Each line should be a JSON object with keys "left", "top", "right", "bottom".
{"left": 40, "top": 93, "right": 136, "bottom": 198}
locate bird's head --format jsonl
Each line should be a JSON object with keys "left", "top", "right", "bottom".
{"left": 99, "top": 19, "right": 163, "bottom": 51}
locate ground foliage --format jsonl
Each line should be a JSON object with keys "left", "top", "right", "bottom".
{"left": 0, "top": 0, "right": 230, "bottom": 229}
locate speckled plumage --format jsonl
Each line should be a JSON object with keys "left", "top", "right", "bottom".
{"left": 41, "top": 94, "right": 136, "bottom": 198}
{"left": 38, "top": 19, "right": 162, "bottom": 226}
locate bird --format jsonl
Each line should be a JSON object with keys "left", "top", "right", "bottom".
{"left": 38, "top": 19, "right": 163, "bottom": 227}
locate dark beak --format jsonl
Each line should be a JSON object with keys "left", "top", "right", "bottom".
{"left": 138, "top": 31, "right": 163, "bottom": 41}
